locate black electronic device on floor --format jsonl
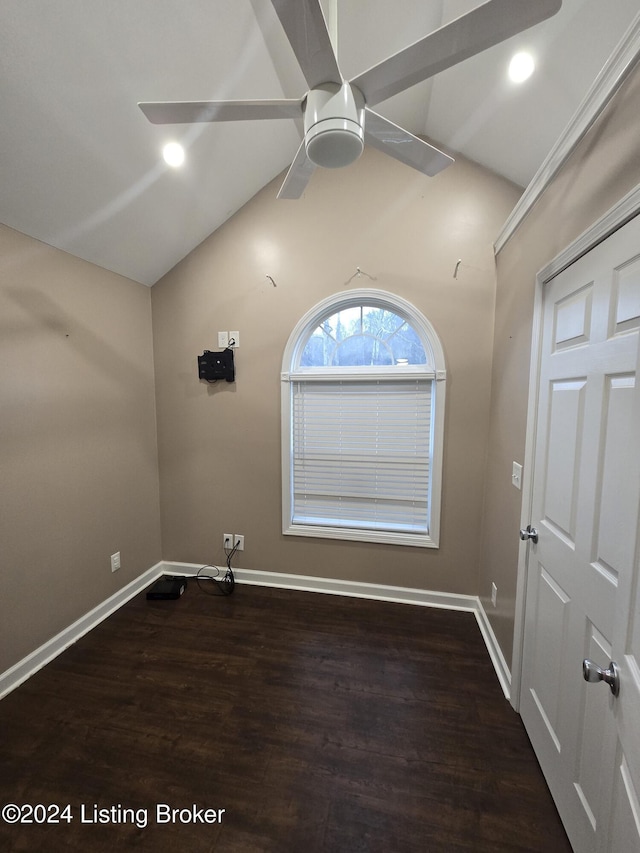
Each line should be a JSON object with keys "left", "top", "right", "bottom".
{"left": 146, "top": 576, "right": 187, "bottom": 600}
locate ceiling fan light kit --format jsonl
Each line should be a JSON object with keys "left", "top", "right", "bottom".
{"left": 139, "top": 0, "right": 562, "bottom": 198}
{"left": 304, "top": 83, "right": 365, "bottom": 169}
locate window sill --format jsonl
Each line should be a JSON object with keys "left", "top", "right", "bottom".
{"left": 283, "top": 522, "right": 439, "bottom": 549}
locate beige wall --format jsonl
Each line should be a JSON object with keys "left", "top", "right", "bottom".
{"left": 152, "top": 148, "right": 520, "bottom": 593}
{"left": 0, "top": 226, "right": 162, "bottom": 673}
{"left": 479, "top": 64, "right": 640, "bottom": 667}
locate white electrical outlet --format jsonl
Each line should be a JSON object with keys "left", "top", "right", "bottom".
{"left": 234, "top": 534, "right": 244, "bottom": 551}
{"left": 111, "top": 552, "right": 121, "bottom": 572}
{"left": 223, "top": 533, "right": 233, "bottom": 549}
{"left": 512, "top": 461, "right": 523, "bottom": 490}
{"left": 491, "top": 582, "right": 497, "bottom": 607}
{"left": 228, "top": 331, "right": 240, "bottom": 348}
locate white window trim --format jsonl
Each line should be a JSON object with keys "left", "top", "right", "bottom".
{"left": 281, "top": 288, "right": 446, "bottom": 548}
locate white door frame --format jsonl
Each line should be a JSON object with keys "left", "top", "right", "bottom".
{"left": 510, "top": 181, "right": 640, "bottom": 712}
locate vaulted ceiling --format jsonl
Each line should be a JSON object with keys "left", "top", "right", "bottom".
{"left": 1, "top": 0, "right": 638, "bottom": 285}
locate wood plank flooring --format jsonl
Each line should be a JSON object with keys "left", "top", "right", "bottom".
{"left": 0, "top": 581, "right": 572, "bottom": 852}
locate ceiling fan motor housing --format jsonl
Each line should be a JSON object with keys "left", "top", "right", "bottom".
{"left": 304, "top": 83, "right": 365, "bottom": 169}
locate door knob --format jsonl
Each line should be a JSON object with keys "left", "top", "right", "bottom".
{"left": 582, "top": 659, "right": 620, "bottom": 697}
{"left": 519, "top": 524, "right": 538, "bottom": 544}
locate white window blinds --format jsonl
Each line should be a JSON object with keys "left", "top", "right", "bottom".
{"left": 291, "top": 378, "right": 432, "bottom": 534}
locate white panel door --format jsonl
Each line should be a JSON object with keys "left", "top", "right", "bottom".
{"left": 520, "top": 214, "right": 640, "bottom": 853}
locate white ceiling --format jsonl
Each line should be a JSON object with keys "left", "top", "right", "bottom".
{"left": 1, "top": 0, "right": 638, "bottom": 285}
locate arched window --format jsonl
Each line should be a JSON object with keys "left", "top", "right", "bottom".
{"left": 281, "top": 289, "right": 446, "bottom": 548}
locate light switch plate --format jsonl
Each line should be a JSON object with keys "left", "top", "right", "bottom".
{"left": 512, "top": 461, "right": 523, "bottom": 490}
{"left": 218, "top": 331, "right": 229, "bottom": 348}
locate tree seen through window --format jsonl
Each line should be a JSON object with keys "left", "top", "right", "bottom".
{"left": 300, "top": 306, "right": 427, "bottom": 367}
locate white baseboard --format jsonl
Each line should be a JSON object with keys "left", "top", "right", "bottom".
{"left": 0, "top": 562, "right": 164, "bottom": 700}
{"left": 1, "top": 561, "right": 512, "bottom": 702}
{"left": 474, "top": 600, "right": 512, "bottom": 700}
{"left": 164, "top": 561, "right": 478, "bottom": 609}
{"left": 164, "top": 561, "right": 512, "bottom": 697}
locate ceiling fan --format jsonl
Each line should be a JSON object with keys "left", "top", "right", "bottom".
{"left": 139, "top": 0, "right": 562, "bottom": 198}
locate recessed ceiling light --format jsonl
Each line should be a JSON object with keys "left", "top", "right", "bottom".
{"left": 508, "top": 51, "right": 535, "bottom": 83}
{"left": 162, "top": 141, "right": 185, "bottom": 167}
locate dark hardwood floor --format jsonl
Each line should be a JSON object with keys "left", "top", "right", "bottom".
{"left": 0, "top": 580, "right": 572, "bottom": 852}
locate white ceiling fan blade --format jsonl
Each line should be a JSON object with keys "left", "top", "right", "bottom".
{"left": 352, "top": 0, "right": 562, "bottom": 106}
{"left": 270, "top": 0, "right": 342, "bottom": 89}
{"left": 138, "top": 99, "right": 303, "bottom": 124}
{"left": 277, "top": 139, "right": 317, "bottom": 199}
{"left": 364, "top": 109, "right": 454, "bottom": 177}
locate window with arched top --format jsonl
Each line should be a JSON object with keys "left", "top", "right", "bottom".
{"left": 281, "top": 290, "right": 446, "bottom": 548}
